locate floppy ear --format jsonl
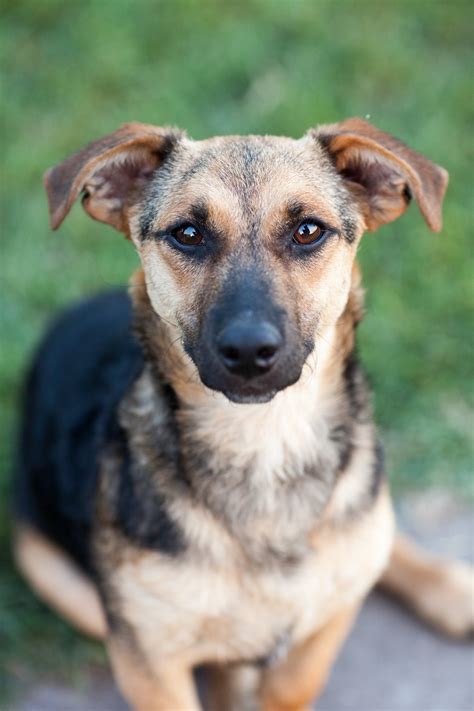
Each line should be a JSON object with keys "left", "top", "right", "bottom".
{"left": 312, "top": 118, "right": 448, "bottom": 232}
{"left": 44, "top": 122, "right": 183, "bottom": 234}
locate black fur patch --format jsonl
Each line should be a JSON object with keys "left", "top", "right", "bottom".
{"left": 190, "top": 201, "right": 209, "bottom": 225}
{"left": 14, "top": 290, "right": 143, "bottom": 573}
{"left": 343, "top": 350, "right": 371, "bottom": 422}
{"left": 330, "top": 350, "right": 371, "bottom": 475}
{"left": 139, "top": 210, "right": 156, "bottom": 239}
{"left": 112, "top": 429, "right": 185, "bottom": 556}
{"left": 330, "top": 423, "right": 354, "bottom": 473}
{"left": 370, "top": 439, "right": 385, "bottom": 500}
{"left": 341, "top": 214, "right": 358, "bottom": 243}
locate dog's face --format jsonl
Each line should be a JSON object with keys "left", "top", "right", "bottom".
{"left": 136, "top": 135, "right": 363, "bottom": 403}
{"left": 45, "top": 120, "right": 447, "bottom": 403}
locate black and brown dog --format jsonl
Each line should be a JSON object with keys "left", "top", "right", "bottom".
{"left": 14, "top": 119, "right": 473, "bottom": 710}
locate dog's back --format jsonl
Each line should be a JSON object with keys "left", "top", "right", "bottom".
{"left": 14, "top": 289, "right": 143, "bottom": 573}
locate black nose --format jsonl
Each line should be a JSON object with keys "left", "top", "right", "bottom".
{"left": 217, "top": 320, "right": 282, "bottom": 378}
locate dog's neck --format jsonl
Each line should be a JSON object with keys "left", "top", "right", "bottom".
{"left": 126, "top": 267, "right": 373, "bottom": 561}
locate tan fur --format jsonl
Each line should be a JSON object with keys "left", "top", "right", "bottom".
{"left": 108, "top": 636, "right": 200, "bottom": 711}
{"left": 259, "top": 604, "right": 361, "bottom": 711}
{"left": 13, "top": 524, "right": 106, "bottom": 639}
{"left": 44, "top": 122, "right": 183, "bottom": 233}
{"left": 380, "top": 534, "right": 474, "bottom": 639}
{"left": 96, "top": 486, "right": 394, "bottom": 670}
{"left": 16, "top": 120, "right": 469, "bottom": 711}
{"left": 315, "top": 118, "right": 448, "bottom": 231}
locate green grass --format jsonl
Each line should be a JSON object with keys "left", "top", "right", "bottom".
{"left": 1, "top": 0, "right": 473, "bottom": 703}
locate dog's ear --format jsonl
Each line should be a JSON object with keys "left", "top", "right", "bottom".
{"left": 312, "top": 118, "right": 448, "bottom": 232}
{"left": 44, "top": 123, "right": 183, "bottom": 234}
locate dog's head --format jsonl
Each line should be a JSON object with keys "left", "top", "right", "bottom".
{"left": 45, "top": 119, "right": 447, "bottom": 403}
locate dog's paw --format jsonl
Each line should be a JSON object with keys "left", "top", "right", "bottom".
{"left": 413, "top": 560, "right": 474, "bottom": 639}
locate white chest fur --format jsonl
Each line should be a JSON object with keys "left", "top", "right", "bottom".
{"left": 113, "top": 486, "right": 394, "bottom": 667}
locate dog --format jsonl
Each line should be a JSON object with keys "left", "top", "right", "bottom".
{"left": 13, "top": 118, "right": 473, "bottom": 711}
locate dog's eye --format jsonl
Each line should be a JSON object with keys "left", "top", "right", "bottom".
{"left": 173, "top": 224, "right": 203, "bottom": 246}
{"left": 293, "top": 222, "right": 325, "bottom": 245}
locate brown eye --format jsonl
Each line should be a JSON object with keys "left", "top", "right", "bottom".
{"left": 174, "top": 224, "right": 203, "bottom": 246}
{"left": 293, "top": 221, "right": 324, "bottom": 245}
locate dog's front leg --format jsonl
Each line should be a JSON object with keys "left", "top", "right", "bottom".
{"left": 206, "top": 663, "right": 261, "bottom": 711}
{"left": 259, "top": 603, "right": 361, "bottom": 711}
{"left": 380, "top": 532, "right": 474, "bottom": 639}
{"left": 108, "top": 636, "right": 201, "bottom": 711}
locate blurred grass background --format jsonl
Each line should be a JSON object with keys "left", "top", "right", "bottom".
{"left": 1, "top": 0, "right": 473, "bottom": 703}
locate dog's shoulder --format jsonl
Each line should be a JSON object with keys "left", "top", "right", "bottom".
{"left": 14, "top": 288, "right": 145, "bottom": 572}
{"left": 95, "top": 365, "right": 187, "bottom": 562}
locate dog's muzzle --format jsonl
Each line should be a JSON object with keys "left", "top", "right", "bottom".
{"left": 187, "top": 318, "right": 308, "bottom": 404}
{"left": 185, "top": 272, "right": 312, "bottom": 404}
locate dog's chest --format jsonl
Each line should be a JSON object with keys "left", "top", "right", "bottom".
{"left": 113, "top": 489, "right": 394, "bottom": 666}
{"left": 178, "top": 374, "right": 343, "bottom": 560}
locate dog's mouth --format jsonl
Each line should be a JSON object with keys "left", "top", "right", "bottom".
{"left": 221, "top": 387, "right": 278, "bottom": 405}
{"left": 197, "top": 364, "right": 305, "bottom": 405}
